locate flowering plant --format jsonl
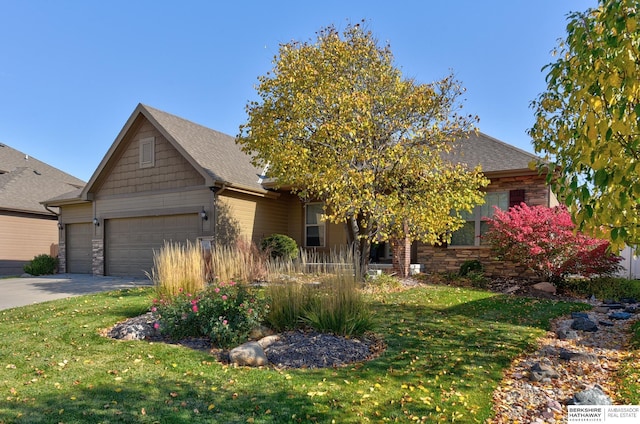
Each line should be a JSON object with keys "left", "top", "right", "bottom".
{"left": 483, "top": 203, "right": 622, "bottom": 282}
{"left": 152, "top": 281, "right": 267, "bottom": 347}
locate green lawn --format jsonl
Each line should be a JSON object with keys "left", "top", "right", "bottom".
{"left": 0, "top": 285, "right": 591, "bottom": 423}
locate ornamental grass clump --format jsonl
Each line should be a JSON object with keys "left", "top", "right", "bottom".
{"left": 153, "top": 280, "right": 266, "bottom": 348}
{"left": 148, "top": 241, "right": 206, "bottom": 298}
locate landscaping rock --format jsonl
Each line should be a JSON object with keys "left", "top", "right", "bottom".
{"left": 625, "top": 305, "right": 639, "bottom": 314}
{"left": 257, "top": 334, "right": 281, "bottom": 349}
{"left": 107, "top": 312, "right": 158, "bottom": 340}
{"left": 559, "top": 349, "right": 598, "bottom": 363}
{"left": 598, "top": 320, "right": 614, "bottom": 327}
{"left": 569, "top": 386, "right": 612, "bottom": 405}
{"left": 602, "top": 303, "right": 624, "bottom": 310}
{"left": 609, "top": 311, "right": 633, "bottom": 320}
{"left": 593, "top": 306, "right": 610, "bottom": 314}
{"left": 229, "top": 341, "right": 268, "bottom": 367}
{"left": 532, "top": 282, "right": 556, "bottom": 294}
{"left": 571, "top": 312, "right": 589, "bottom": 319}
{"left": 556, "top": 328, "right": 579, "bottom": 340}
{"left": 571, "top": 317, "right": 598, "bottom": 332}
{"left": 620, "top": 297, "right": 638, "bottom": 304}
{"left": 529, "top": 362, "right": 559, "bottom": 381}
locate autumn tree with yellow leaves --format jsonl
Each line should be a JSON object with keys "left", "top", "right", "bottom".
{"left": 531, "top": 0, "right": 640, "bottom": 250}
{"left": 238, "top": 23, "right": 488, "bottom": 275}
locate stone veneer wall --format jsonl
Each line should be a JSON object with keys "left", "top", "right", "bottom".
{"left": 92, "top": 239, "right": 104, "bottom": 276}
{"left": 57, "top": 241, "right": 66, "bottom": 273}
{"left": 416, "top": 174, "right": 551, "bottom": 279}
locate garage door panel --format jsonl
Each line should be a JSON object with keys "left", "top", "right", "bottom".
{"left": 66, "top": 223, "right": 92, "bottom": 274}
{"left": 105, "top": 214, "right": 199, "bottom": 277}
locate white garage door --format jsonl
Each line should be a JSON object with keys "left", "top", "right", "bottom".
{"left": 66, "top": 223, "right": 93, "bottom": 274}
{"left": 105, "top": 214, "right": 200, "bottom": 277}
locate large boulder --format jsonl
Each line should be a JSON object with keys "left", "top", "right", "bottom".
{"left": 229, "top": 341, "right": 268, "bottom": 367}
{"left": 571, "top": 317, "right": 598, "bottom": 332}
{"left": 569, "top": 386, "right": 612, "bottom": 405}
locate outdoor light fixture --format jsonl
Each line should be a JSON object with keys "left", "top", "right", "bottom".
{"left": 200, "top": 208, "right": 208, "bottom": 221}
{"left": 93, "top": 217, "right": 100, "bottom": 226}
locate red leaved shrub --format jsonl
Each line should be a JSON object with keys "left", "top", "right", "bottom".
{"left": 483, "top": 203, "right": 622, "bottom": 283}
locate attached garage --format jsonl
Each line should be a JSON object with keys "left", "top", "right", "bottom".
{"left": 65, "top": 223, "right": 92, "bottom": 274}
{"left": 104, "top": 214, "right": 200, "bottom": 277}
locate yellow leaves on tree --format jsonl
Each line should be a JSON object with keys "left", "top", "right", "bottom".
{"left": 237, "top": 22, "right": 488, "bottom": 269}
{"left": 530, "top": 0, "right": 640, "bottom": 250}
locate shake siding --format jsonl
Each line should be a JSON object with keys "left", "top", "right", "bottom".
{"left": 98, "top": 119, "right": 204, "bottom": 197}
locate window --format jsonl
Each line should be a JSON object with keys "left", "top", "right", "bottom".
{"left": 450, "top": 191, "right": 510, "bottom": 246}
{"left": 305, "top": 203, "right": 325, "bottom": 247}
{"left": 139, "top": 137, "right": 155, "bottom": 168}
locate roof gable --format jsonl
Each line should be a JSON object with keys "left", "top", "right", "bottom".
{"left": 0, "top": 143, "right": 85, "bottom": 215}
{"left": 81, "top": 104, "right": 266, "bottom": 199}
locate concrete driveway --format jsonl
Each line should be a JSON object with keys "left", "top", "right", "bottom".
{"left": 0, "top": 274, "right": 153, "bottom": 310}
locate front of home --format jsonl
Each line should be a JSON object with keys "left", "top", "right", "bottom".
{"left": 46, "top": 104, "right": 555, "bottom": 279}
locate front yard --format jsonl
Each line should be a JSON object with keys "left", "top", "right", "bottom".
{"left": 0, "top": 284, "right": 621, "bottom": 423}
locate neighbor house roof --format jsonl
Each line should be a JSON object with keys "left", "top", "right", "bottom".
{"left": 446, "top": 131, "right": 541, "bottom": 177}
{"left": 0, "top": 143, "right": 85, "bottom": 215}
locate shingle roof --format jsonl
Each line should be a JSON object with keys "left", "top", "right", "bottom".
{"left": 141, "top": 104, "right": 266, "bottom": 192}
{"left": 446, "top": 131, "right": 539, "bottom": 174}
{"left": 0, "top": 143, "right": 85, "bottom": 215}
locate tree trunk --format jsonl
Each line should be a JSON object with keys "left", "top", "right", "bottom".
{"left": 345, "top": 215, "right": 371, "bottom": 280}
{"left": 391, "top": 221, "right": 411, "bottom": 278}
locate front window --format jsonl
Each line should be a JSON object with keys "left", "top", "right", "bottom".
{"left": 305, "top": 203, "right": 325, "bottom": 247}
{"left": 450, "top": 191, "right": 509, "bottom": 247}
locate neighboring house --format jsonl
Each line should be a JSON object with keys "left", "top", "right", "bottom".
{"left": 45, "top": 103, "right": 555, "bottom": 278}
{"left": 0, "top": 143, "right": 85, "bottom": 275}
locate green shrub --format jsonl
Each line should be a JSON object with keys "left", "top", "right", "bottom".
{"left": 23, "top": 254, "right": 57, "bottom": 276}
{"left": 260, "top": 234, "right": 298, "bottom": 260}
{"left": 153, "top": 280, "right": 266, "bottom": 348}
{"left": 561, "top": 276, "right": 640, "bottom": 301}
{"left": 459, "top": 260, "right": 483, "bottom": 277}
{"left": 365, "top": 272, "right": 402, "bottom": 291}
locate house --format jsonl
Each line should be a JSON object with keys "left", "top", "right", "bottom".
{"left": 0, "top": 143, "right": 85, "bottom": 275}
{"left": 45, "top": 104, "right": 555, "bottom": 278}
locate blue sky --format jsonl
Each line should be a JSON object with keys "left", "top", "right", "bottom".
{"left": 1, "top": 0, "right": 595, "bottom": 182}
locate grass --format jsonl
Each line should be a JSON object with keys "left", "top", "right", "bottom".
{"left": 0, "top": 285, "right": 594, "bottom": 423}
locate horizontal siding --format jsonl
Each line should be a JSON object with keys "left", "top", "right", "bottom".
{"left": 60, "top": 203, "right": 92, "bottom": 223}
{"left": 219, "top": 192, "right": 290, "bottom": 245}
{"left": 0, "top": 214, "right": 58, "bottom": 263}
{"left": 96, "top": 188, "right": 211, "bottom": 217}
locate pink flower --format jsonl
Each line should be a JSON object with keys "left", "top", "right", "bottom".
{"left": 229, "top": 281, "right": 236, "bottom": 286}
{"left": 248, "top": 308, "right": 253, "bottom": 314}
{"left": 191, "top": 300, "right": 197, "bottom": 305}
{"left": 179, "top": 287, "right": 183, "bottom": 293}
{"left": 223, "top": 320, "right": 228, "bottom": 325}
{"left": 214, "top": 288, "right": 220, "bottom": 293}
{"left": 151, "top": 307, "right": 157, "bottom": 312}
{"left": 221, "top": 295, "right": 228, "bottom": 301}
{"left": 192, "top": 305, "right": 199, "bottom": 313}
{"left": 153, "top": 322, "right": 160, "bottom": 330}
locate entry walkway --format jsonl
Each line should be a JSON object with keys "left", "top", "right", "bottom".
{"left": 0, "top": 274, "right": 152, "bottom": 310}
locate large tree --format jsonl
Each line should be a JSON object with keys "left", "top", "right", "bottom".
{"left": 530, "top": 0, "right": 640, "bottom": 250}
{"left": 238, "top": 23, "right": 488, "bottom": 274}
